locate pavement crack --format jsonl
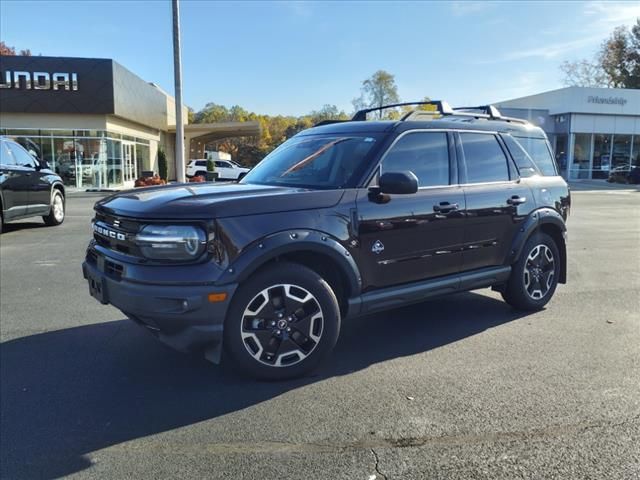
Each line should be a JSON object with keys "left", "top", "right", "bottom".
{"left": 370, "top": 447, "right": 388, "bottom": 480}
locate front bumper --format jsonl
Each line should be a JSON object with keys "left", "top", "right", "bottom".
{"left": 82, "top": 252, "right": 237, "bottom": 362}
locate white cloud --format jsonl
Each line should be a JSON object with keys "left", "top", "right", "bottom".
{"left": 583, "top": 1, "right": 640, "bottom": 29}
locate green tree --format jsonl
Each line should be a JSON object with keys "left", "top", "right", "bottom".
{"left": 352, "top": 70, "right": 400, "bottom": 119}
{"left": 157, "top": 148, "right": 168, "bottom": 180}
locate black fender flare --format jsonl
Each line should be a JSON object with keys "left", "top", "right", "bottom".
{"left": 214, "top": 229, "right": 362, "bottom": 295}
{"left": 508, "top": 208, "right": 567, "bottom": 283}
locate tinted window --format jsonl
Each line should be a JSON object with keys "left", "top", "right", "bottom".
{"left": 196, "top": 161, "right": 207, "bottom": 167}
{"left": 515, "top": 136, "right": 557, "bottom": 176}
{"left": 382, "top": 132, "right": 449, "bottom": 187}
{"left": 215, "top": 161, "right": 225, "bottom": 168}
{"left": 502, "top": 135, "right": 540, "bottom": 178}
{"left": 460, "top": 133, "right": 509, "bottom": 183}
{"left": 0, "top": 141, "right": 16, "bottom": 166}
{"left": 6, "top": 141, "right": 38, "bottom": 168}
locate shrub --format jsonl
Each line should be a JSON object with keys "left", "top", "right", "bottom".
{"left": 157, "top": 148, "right": 168, "bottom": 180}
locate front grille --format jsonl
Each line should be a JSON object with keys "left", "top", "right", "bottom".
{"left": 92, "top": 212, "right": 143, "bottom": 258}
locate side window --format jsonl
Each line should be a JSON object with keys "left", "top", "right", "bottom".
{"left": 215, "top": 161, "right": 225, "bottom": 168}
{"left": 382, "top": 132, "right": 449, "bottom": 187}
{"left": 196, "top": 160, "right": 207, "bottom": 167}
{"left": 502, "top": 135, "right": 540, "bottom": 178}
{"left": 460, "top": 133, "right": 510, "bottom": 183}
{"left": 0, "top": 141, "right": 17, "bottom": 166}
{"left": 221, "top": 161, "right": 232, "bottom": 168}
{"left": 6, "top": 141, "right": 38, "bottom": 168}
{"left": 515, "top": 136, "right": 558, "bottom": 176}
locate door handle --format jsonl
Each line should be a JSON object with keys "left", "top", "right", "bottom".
{"left": 507, "top": 195, "right": 527, "bottom": 205}
{"left": 433, "top": 201, "right": 459, "bottom": 213}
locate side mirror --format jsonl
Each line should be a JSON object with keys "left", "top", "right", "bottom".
{"left": 376, "top": 171, "right": 419, "bottom": 195}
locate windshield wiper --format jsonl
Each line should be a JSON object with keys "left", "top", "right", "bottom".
{"left": 281, "top": 138, "right": 350, "bottom": 176}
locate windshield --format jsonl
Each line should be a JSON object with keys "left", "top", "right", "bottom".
{"left": 241, "top": 134, "right": 380, "bottom": 189}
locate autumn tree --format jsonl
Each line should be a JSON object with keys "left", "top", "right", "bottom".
{"left": 0, "top": 41, "right": 32, "bottom": 56}
{"left": 352, "top": 70, "right": 400, "bottom": 119}
{"left": 561, "top": 19, "right": 640, "bottom": 88}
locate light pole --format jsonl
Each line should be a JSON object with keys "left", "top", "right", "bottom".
{"left": 172, "top": 0, "right": 186, "bottom": 183}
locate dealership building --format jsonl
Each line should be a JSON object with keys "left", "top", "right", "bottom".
{"left": 496, "top": 87, "right": 640, "bottom": 180}
{"left": 0, "top": 56, "right": 259, "bottom": 190}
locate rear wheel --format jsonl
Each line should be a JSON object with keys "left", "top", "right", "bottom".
{"left": 501, "top": 232, "right": 560, "bottom": 311}
{"left": 224, "top": 262, "right": 340, "bottom": 380}
{"left": 43, "top": 189, "right": 65, "bottom": 226}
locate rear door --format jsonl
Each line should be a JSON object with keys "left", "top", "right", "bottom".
{"left": 356, "top": 130, "right": 466, "bottom": 290}
{"left": 457, "top": 132, "right": 532, "bottom": 271}
{"left": 215, "top": 161, "right": 234, "bottom": 179}
{"left": 5, "top": 140, "right": 51, "bottom": 214}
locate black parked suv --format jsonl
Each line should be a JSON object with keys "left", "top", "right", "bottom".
{"left": 0, "top": 136, "right": 66, "bottom": 233}
{"left": 83, "top": 102, "right": 570, "bottom": 379}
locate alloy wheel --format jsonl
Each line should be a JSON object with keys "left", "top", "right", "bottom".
{"left": 52, "top": 194, "right": 64, "bottom": 222}
{"left": 240, "top": 284, "right": 323, "bottom": 367}
{"left": 523, "top": 244, "right": 555, "bottom": 300}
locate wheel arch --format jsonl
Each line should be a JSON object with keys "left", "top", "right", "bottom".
{"left": 509, "top": 208, "right": 567, "bottom": 284}
{"left": 216, "top": 230, "right": 362, "bottom": 314}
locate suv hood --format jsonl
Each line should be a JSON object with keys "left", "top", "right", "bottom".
{"left": 95, "top": 182, "right": 345, "bottom": 219}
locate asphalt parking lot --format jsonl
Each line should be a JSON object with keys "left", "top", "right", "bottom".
{"left": 1, "top": 186, "right": 639, "bottom": 480}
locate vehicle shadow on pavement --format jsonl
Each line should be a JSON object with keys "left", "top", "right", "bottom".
{"left": 0, "top": 291, "right": 529, "bottom": 479}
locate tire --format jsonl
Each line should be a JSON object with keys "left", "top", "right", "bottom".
{"left": 224, "top": 262, "right": 341, "bottom": 380}
{"left": 195, "top": 171, "right": 206, "bottom": 178}
{"left": 238, "top": 172, "right": 247, "bottom": 181}
{"left": 43, "top": 189, "right": 65, "bottom": 226}
{"left": 0, "top": 210, "right": 3, "bottom": 234}
{"left": 501, "top": 232, "right": 560, "bottom": 311}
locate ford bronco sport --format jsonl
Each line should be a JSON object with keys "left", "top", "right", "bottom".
{"left": 83, "top": 101, "right": 570, "bottom": 379}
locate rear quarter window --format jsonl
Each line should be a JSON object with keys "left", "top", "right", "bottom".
{"left": 502, "top": 135, "right": 540, "bottom": 178}
{"left": 515, "top": 136, "right": 558, "bottom": 176}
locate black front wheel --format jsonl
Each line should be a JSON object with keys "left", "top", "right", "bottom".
{"left": 224, "top": 262, "right": 340, "bottom": 380}
{"left": 502, "top": 232, "right": 560, "bottom": 311}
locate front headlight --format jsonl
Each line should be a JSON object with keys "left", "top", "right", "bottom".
{"left": 135, "top": 225, "right": 207, "bottom": 261}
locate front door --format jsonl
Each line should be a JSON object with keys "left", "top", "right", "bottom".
{"left": 122, "top": 142, "right": 137, "bottom": 187}
{"left": 355, "top": 131, "right": 466, "bottom": 290}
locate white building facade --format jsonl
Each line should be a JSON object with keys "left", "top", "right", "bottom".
{"left": 496, "top": 87, "right": 640, "bottom": 180}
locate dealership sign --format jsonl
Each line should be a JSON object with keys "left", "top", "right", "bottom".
{"left": 587, "top": 95, "right": 627, "bottom": 106}
{"left": 0, "top": 71, "right": 78, "bottom": 91}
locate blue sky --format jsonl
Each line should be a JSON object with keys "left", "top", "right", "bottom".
{"left": 1, "top": 1, "right": 638, "bottom": 116}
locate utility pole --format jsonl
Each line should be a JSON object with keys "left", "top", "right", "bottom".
{"left": 172, "top": 0, "right": 186, "bottom": 182}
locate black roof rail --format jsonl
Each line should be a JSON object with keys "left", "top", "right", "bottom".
{"left": 349, "top": 100, "right": 529, "bottom": 125}
{"left": 352, "top": 101, "right": 454, "bottom": 121}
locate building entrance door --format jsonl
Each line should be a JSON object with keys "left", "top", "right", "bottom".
{"left": 122, "top": 142, "right": 137, "bottom": 188}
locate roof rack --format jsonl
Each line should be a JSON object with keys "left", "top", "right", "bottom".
{"left": 351, "top": 101, "right": 454, "bottom": 121}
{"left": 351, "top": 100, "right": 528, "bottom": 125}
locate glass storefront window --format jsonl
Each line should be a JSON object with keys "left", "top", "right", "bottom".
{"left": 135, "top": 143, "right": 150, "bottom": 178}
{"left": 611, "top": 135, "right": 632, "bottom": 172}
{"left": 53, "top": 137, "right": 80, "bottom": 187}
{"left": 592, "top": 134, "right": 612, "bottom": 179}
{"left": 555, "top": 135, "right": 568, "bottom": 177}
{"left": 106, "top": 139, "right": 123, "bottom": 186}
{"left": 633, "top": 136, "right": 640, "bottom": 167}
{"left": 571, "top": 133, "right": 592, "bottom": 179}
